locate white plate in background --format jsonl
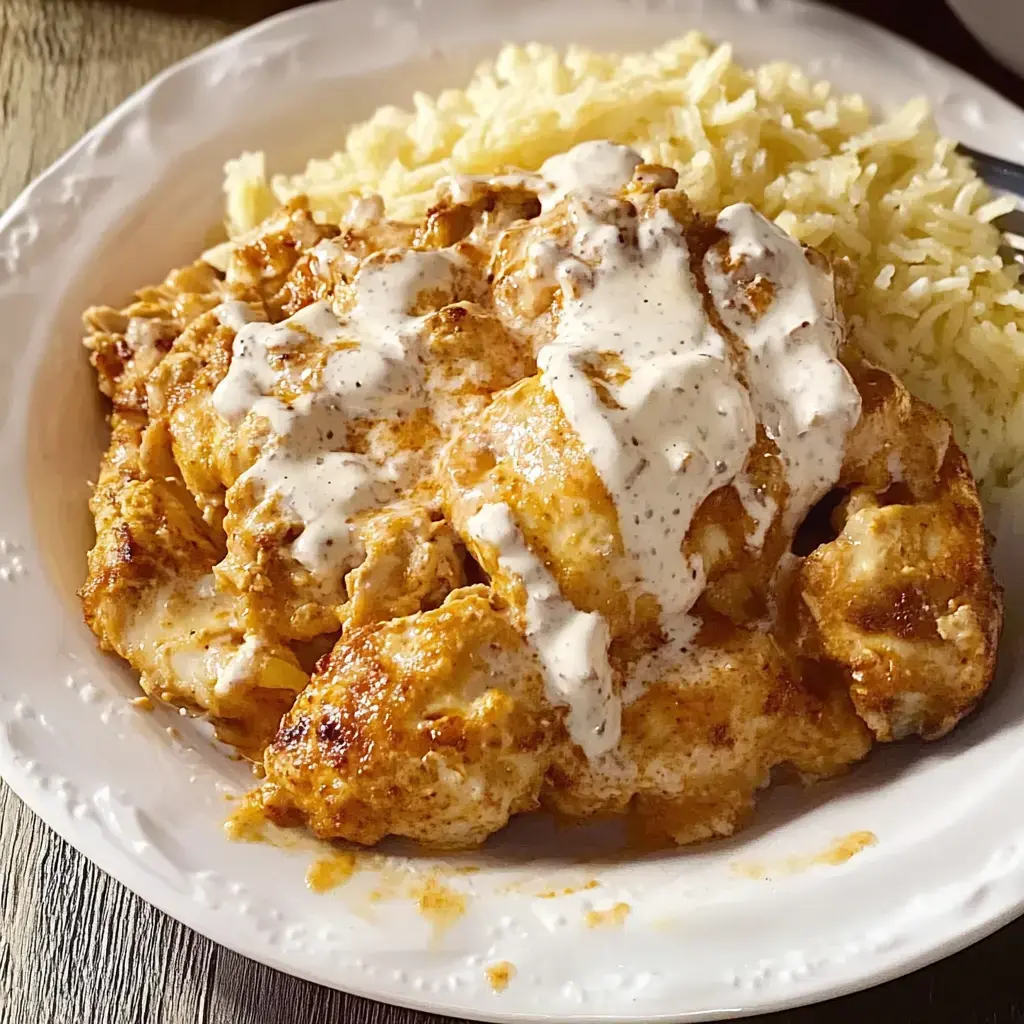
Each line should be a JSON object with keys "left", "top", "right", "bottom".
{"left": 2, "top": 1, "right": 1024, "bottom": 1020}
{"left": 948, "top": 0, "right": 1024, "bottom": 79}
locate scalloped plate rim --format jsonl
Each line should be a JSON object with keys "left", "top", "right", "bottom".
{"left": 1, "top": 1, "right": 1024, "bottom": 1021}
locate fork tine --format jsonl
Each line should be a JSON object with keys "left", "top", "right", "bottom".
{"left": 957, "top": 142, "right": 1024, "bottom": 199}
{"left": 991, "top": 207, "right": 1024, "bottom": 237}
{"left": 998, "top": 243, "right": 1024, "bottom": 267}
{"left": 956, "top": 144, "right": 1024, "bottom": 263}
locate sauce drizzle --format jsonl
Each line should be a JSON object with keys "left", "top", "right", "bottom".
{"left": 212, "top": 251, "right": 462, "bottom": 582}
{"left": 474, "top": 142, "right": 860, "bottom": 753}
{"left": 211, "top": 141, "right": 861, "bottom": 763}
{"left": 466, "top": 503, "right": 618, "bottom": 758}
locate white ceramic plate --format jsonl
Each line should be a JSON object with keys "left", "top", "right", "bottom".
{"left": 3, "top": 1, "right": 1024, "bottom": 1020}
{"left": 947, "top": 0, "right": 1024, "bottom": 79}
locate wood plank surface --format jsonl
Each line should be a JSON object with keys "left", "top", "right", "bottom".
{"left": 1, "top": 2, "right": 1023, "bottom": 1022}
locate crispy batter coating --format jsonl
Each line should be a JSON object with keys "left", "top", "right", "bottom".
{"left": 545, "top": 625, "right": 871, "bottom": 842}
{"left": 82, "top": 165, "right": 1001, "bottom": 850}
{"left": 83, "top": 259, "right": 226, "bottom": 415}
{"left": 81, "top": 193, "right": 533, "bottom": 757}
{"left": 261, "top": 588, "right": 557, "bottom": 848}
{"left": 79, "top": 413, "right": 306, "bottom": 755}
{"left": 770, "top": 349, "right": 1002, "bottom": 741}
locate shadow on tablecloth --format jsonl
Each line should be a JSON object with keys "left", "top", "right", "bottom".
{"left": 77, "top": 0, "right": 303, "bottom": 26}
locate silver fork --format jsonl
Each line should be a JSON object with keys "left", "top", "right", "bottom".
{"left": 957, "top": 143, "right": 1024, "bottom": 265}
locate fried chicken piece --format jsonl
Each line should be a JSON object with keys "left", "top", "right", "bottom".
{"left": 422, "top": 300, "right": 536, "bottom": 425}
{"left": 341, "top": 502, "right": 466, "bottom": 629}
{"left": 779, "top": 349, "right": 1002, "bottom": 741}
{"left": 485, "top": 159, "right": 684, "bottom": 351}
{"left": 145, "top": 305, "right": 258, "bottom": 529}
{"left": 795, "top": 438, "right": 1001, "bottom": 741}
{"left": 546, "top": 624, "right": 871, "bottom": 842}
{"left": 143, "top": 212, "right": 529, "bottom": 640}
{"left": 80, "top": 185, "right": 541, "bottom": 766}
{"left": 83, "top": 260, "right": 227, "bottom": 414}
{"left": 79, "top": 413, "right": 307, "bottom": 755}
{"left": 419, "top": 180, "right": 542, "bottom": 251}
{"left": 440, "top": 375, "right": 791, "bottom": 662}
{"left": 268, "top": 182, "right": 542, "bottom": 317}
{"left": 440, "top": 375, "right": 656, "bottom": 651}
{"left": 440, "top": 375, "right": 869, "bottom": 844}
{"left": 218, "top": 198, "right": 340, "bottom": 316}
{"left": 686, "top": 430, "right": 790, "bottom": 625}
{"left": 444, "top": 164, "right": 793, "bottom": 646}
{"left": 437, "top": 386, "right": 869, "bottom": 846}
{"left": 212, "top": 262, "right": 525, "bottom": 640}
{"left": 261, "top": 588, "right": 558, "bottom": 848}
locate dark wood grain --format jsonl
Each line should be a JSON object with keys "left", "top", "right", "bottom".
{"left": 1, "top": 2, "right": 1023, "bottom": 1022}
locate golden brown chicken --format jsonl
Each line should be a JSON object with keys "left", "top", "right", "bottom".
{"left": 544, "top": 626, "right": 873, "bottom": 843}
{"left": 261, "top": 587, "right": 558, "bottom": 848}
{"left": 791, "top": 351, "right": 1001, "bottom": 741}
{"left": 79, "top": 411, "right": 308, "bottom": 756}
{"left": 81, "top": 143, "right": 1001, "bottom": 849}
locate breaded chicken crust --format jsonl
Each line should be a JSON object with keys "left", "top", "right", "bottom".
{"left": 81, "top": 156, "right": 1001, "bottom": 848}
{"left": 262, "top": 588, "right": 557, "bottom": 848}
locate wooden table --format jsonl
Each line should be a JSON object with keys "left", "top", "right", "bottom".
{"left": 1, "top": 2, "right": 1022, "bottom": 1021}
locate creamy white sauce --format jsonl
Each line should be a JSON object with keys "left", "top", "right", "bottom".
{"left": 214, "top": 634, "right": 264, "bottom": 698}
{"left": 212, "top": 250, "right": 462, "bottom": 582}
{"left": 734, "top": 476, "right": 777, "bottom": 552}
{"left": 466, "top": 502, "right": 619, "bottom": 759}
{"left": 442, "top": 140, "right": 641, "bottom": 216}
{"left": 533, "top": 141, "right": 642, "bottom": 211}
{"left": 520, "top": 141, "right": 858, "bottom": 632}
{"left": 538, "top": 203, "right": 756, "bottom": 619}
{"left": 705, "top": 204, "right": 862, "bottom": 528}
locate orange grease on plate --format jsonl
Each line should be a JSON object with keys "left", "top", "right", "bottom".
{"left": 413, "top": 877, "right": 468, "bottom": 937}
{"left": 537, "top": 879, "right": 600, "bottom": 899}
{"left": 224, "top": 794, "right": 269, "bottom": 843}
{"left": 224, "top": 795, "right": 471, "bottom": 925}
{"left": 732, "top": 830, "right": 878, "bottom": 879}
{"left": 815, "top": 830, "right": 878, "bottom": 866}
{"left": 584, "top": 901, "right": 631, "bottom": 928}
{"left": 306, "top": 852, "right": 358, "bottom": 893}
{"left": 486, "top": 961, "right": 517, "bottom": 992}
